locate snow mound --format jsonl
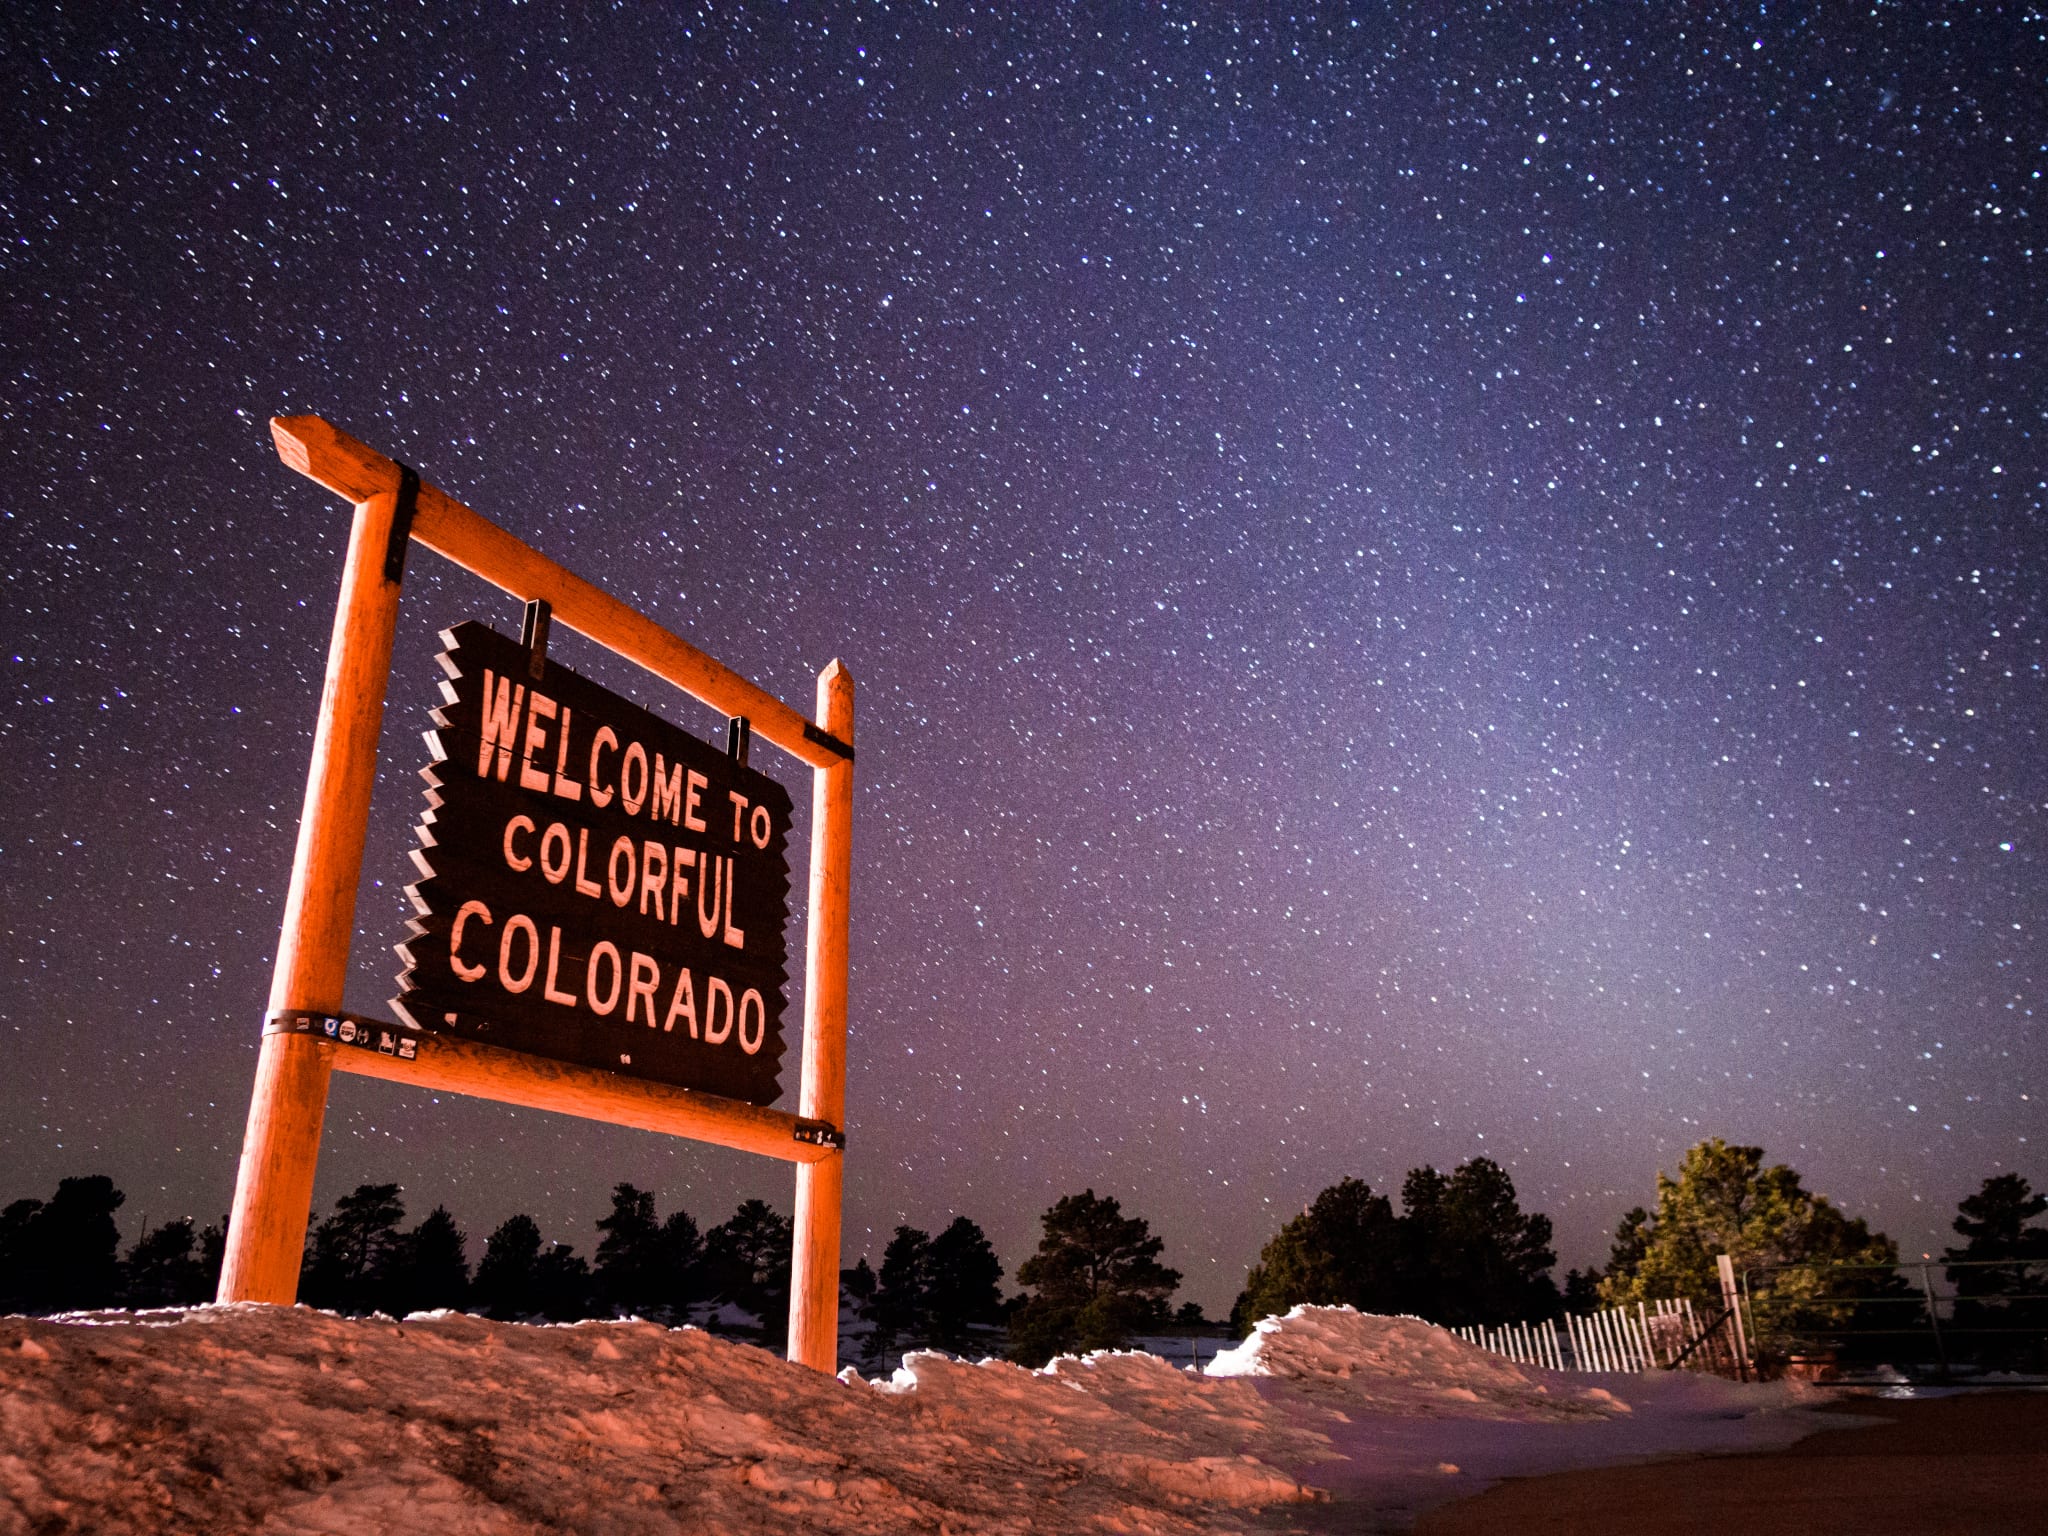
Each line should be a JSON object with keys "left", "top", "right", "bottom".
{"left": 1207, "top": 1304, "right": 1629, "bottom": 1421}
{"left": 0, "top": 1307, "right": 1324, "bottom": 1535}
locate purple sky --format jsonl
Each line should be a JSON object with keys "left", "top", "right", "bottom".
{"left": 4, "top": 4, "right": 2040, "bottom": 1314}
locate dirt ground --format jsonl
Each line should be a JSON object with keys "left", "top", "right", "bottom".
{"left": 1412, "top": 1389, "right": 2048, "bottom": 1536}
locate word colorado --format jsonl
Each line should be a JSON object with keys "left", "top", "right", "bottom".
{"left": 394, "top": 622, "right": 793, "bottom": 1105}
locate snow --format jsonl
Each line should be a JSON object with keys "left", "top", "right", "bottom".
{"left": 1208, "top": 1303, "right": 1629, "bottom": 1419}
{"left": 0, "top": 1302, "right": 1841, "bottom": 1534}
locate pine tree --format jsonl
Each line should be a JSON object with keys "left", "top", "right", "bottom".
{"left": 594, "top": 1184, "right": 664, "bottom": 1316}
{"left": 123, "top": 1218, "right": 210, "bottom": 1307}
{"left": 377, "top": 1206, "right": 471, "bottom": 1315}
{"left": 1231, "top": 1177, "right": 1401, "bottom": 1335}
{"left": 3, "top": 1176, "right": 127, "bottom": 1312}
{"left": 925, "top": 1216, "right": 1003, "bottom": 1351}
{"left": 1599, "top": 1140, "right": 1896, "bottom": 1309}
{"left": 302, "top": 1184, "right": 406, "bottom": 1313}
{"left": 473, "top": 1214, "right": 545, "bottom": 1320}
{"left": 532, "top": 1242, "right": 592, "bottom": 1320}
{"left": 1008, "top": 1190, "right": 1179, "bottom": 1365}
{"left": 704, "top": 1199, "right": 793, "bottom": 1335}
{"left": 1403, "top": 1157, "right": 1558, "bottom": 1324}
{"left": 861, "top": 1225, "right": 931, "bottom": 1360}
{"left": 1942, "top": 1173, "right": 2048, "bottom": 1368}
{"left": 1597, "top": 1139, "right": 1900, "bottom": 1361}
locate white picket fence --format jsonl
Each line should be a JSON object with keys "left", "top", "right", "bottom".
{"left": 1455, "top": 1298, "right": 1707, "bottom": 1374}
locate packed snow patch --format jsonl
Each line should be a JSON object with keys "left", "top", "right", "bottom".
{"left": 0, "top": 1306, "right": 1324, "bottom": 1534}
{"left": 0, "top": 1303, "right": 1835, "bottom": 1534}
{"left": 1209, "top": 1304, "right": 1632, "bottom": 1421}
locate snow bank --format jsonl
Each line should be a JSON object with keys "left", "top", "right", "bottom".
{"left": 0, "top": 1303, "right": 1834, "bottom": 1534}
{"left": 0, "top": 1306, "right": 1322, "bottom": 1534}
{"left": 1208, "top": 1304, "right": 1631, "bottom": 1420}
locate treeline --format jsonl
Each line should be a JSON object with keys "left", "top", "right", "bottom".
{"left": 0, "top": 1176, "right": 221, "bottom": 1313}
{"left": 307, "top": 1183, "right": 799, "bottom": 1331}
{"left": 9, "top": 1153, "right": 2038, "bottom": 1372}
{"left": 1232, "top": 1141, "right": 2046, "bottom": 1370}
{"left": 0, "top": 1176, "right": 798, "bottom": 1332}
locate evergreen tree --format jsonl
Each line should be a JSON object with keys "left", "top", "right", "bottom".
{"left": 1561, "top": 1268, "right": 1603, "bottom": 1315}
{"left": 301, "top": 1184, "right": 406, "bottom": 1313}
{"left": 473, "top": 1214, "right": 545, "bottom": 1320}
{"left": 1401, "top": 1157, "right": 1559, "bottom": 1324}
{"left": 1598, "top": 1139, "right": 1900, "bottom": 1360}
{"left": 925, "top": 1216, "right": 1004, "bottom": 1351}
{"left": 0, "top": 1197, "right": 42, "bottom": 1310}
{"left": 532, "top": 1242, "right": 593, "bottom": 1320}
{"left": 123, "top": 1218, "right": 210, "bottom": 1307}
{"left": 2, "top": 1176, "right": 127, "bottom": 1312}
{"left": 861, "top": 1225, "right": 931, "bottom": 1360}
{"left": 843, "top": 1256, "right": 877, "bottom": 1310}
{"left": 198, "top": 1217, "right": 227, "bottom": 1298}
{"left": 593, "top": 1184, "right": 664, "bottom": 1316}
{"left": 1008, "top": 1190, "right": 1179, "bottom": 1365}
{"left": 376, "top": 1206, "right": 470, "bottom": 1315}
{"left": 1599, "top": 1140, "right": 1897, "bottom": 1309}
{"left": 1232, "top": 1177, "right": 1401, "bottom": 1334}
{"left": 704, "top": 1200, "right": 793, "bottom": 1335}
{"left": 1942, "top": 1173, "right": 2048, "bottom": 1368}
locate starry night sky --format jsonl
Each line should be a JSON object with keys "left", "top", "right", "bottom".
{"left": 4, "top": 5, "right": 2041, "bottom": 1314}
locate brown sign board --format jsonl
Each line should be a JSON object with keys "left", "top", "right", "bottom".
{"left": 393, "top": 621, "right": 793, "bottom": 1104}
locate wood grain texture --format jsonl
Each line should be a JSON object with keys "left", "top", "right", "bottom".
{"left": 219, "top": 480, "right": 406, "bottom": 1304}
{"left": 328, "top": 1032, "right": 832, "bottom": 1164}
{"left": 787, "top": 659, "right": 855, "bottom": 1371}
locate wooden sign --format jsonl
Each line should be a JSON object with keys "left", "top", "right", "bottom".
{"left": 393, "top": 622, "right": 792, "bottom": 1104}
{"left": 219, "top": 415, "right": 853, "bottom": 1375}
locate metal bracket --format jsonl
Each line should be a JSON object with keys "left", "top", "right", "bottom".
{"left": 792, "top": 1119, "right": 845, "bottom": 1150}
{"left": 726, "top": 715, "right": 751, "bottom": 766}
{"left": 264, "top": 1008, "right": 422, "bottom": 1061}
{"left": 802, "top": 721, "right": 854, "bottom": 762}
{"left": 521, "top": 597, "right": 553, "bottom": 682}
{"left": 384, "top": 463, "right": 421, "bottom": 585}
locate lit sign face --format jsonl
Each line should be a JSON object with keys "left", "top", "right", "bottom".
{"left": 393, "top": 622, "right": 792, "bottom": 1104}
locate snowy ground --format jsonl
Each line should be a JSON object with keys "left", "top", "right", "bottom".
{"left": 0, "top": 1303, "right": 1839, "bottom": 1534}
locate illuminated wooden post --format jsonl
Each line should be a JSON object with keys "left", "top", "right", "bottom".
{"left": 787, "top": 661, "right": 853, "bottom": 1371}
{"left": 217, "top": 471, "right": 407, "bottom": 1303}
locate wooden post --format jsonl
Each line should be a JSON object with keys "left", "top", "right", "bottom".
{"left": 1716, "top": 1253, "right": 1751, "bottom": 1381}
{"left": 787, "top": 660, "right": 854, "bottom": 1371}
{"left": 217, "top": 475, "right": 406, "bottom": 1303}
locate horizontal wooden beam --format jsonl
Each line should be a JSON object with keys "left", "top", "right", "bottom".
{"left": 325, "top": 1030, "right": 836, "bottom": 1164}
{"left": 269, "top": 414, "right": 849, "bottom": 770}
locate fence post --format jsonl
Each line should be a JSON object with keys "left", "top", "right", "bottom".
{"left": 1717, "top": 1255, "right": 1751, "bottom": 1381}
{"left": 1918, "top": 1263, "right": 1951, "bottom": 1381}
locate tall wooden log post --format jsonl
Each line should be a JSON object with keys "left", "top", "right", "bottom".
{"left": 787, "top": 661, "right": 854, "bottom": 1371}
{"left": 217, "top": 477, "right": 407, "bottom": 1303}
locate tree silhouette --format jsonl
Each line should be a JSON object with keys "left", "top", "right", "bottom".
{"left": 925, "top": 1217, "right": 1004, "bottom": 1351}
{"left": 1232, "top": 1177, "right": 1400, "bottom": 1333}
{"left": 123, "top": 1218, "right": 211, "bottom": 1307}
{"left": 0, "top": 1176, "right": 126, "bottom": 1312}
{"left": 1008, "top": 1190, "right": 1179, "bottom": 1365}
{"left": 376, "top": 1206, "right": 471, "bottom": 1315}
{"left": 473, "top": 1214, "right": 546, "bottom": 1320}
{"left": 1399, "top": 1158, "right": 1558, "bottom": 1324}
{"left": 593, "top": 1184, "right": 703, "bottom": 1321}
{"left": 1943, "top": 1173, "right": 2048, "bottom": 1368}
{"left": 301, "top": 1184, "right": 406, "bottom": 1313}
{"left": 532, "top": 1242, "right": 593, "bottom": 1320}
{"left": 704, "top": 1199, "right": 792, "bottom": 1335}
{"left": 860, "top": 1225, "right": 930, "bottom": 1362}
